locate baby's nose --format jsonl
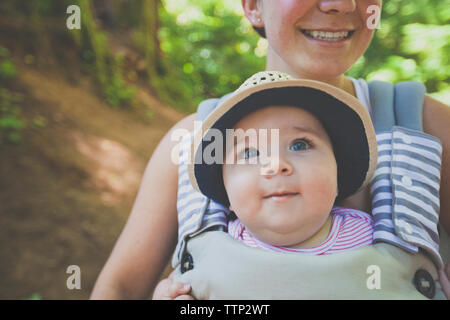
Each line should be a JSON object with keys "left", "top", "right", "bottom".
{"left": 260, "top": 157, "right": 293, "bottom": 178}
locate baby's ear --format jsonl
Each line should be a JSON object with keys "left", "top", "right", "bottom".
{"left": 228, "top": 205, "right": 233, "bottom": 212}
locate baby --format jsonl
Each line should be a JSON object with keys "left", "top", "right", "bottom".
{"left": 157, "top": 71, "right": 378, "bottom": 299}
{"left": 224, "top": 105, "right": 374, "bottom": 254}
{"left": 188, "top": 71, "right": 378, "bottom": 255}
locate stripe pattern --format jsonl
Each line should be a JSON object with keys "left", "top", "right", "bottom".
{"left": 172, "top": 132, "right": 229, "bottom": 267}
{"left": 371, "top": 126, "right": 443, "bottom": 268}
{"left": 228, "top": 207, "right": 373, "bottom": 255}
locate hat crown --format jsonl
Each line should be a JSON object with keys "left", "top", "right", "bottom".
{"left": 238, "top": 71, "right": 293, "bottom": 92}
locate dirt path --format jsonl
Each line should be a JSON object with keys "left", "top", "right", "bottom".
{"left": 0, "top": 64, "right": 186, "bottom": 299}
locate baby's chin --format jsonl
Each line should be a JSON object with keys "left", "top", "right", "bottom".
{"left": 257, "top": 215, "right": 330, "bottom": 247}
{"left": 260, "top": 206, "right": 324, "bottom": 230}
{"left": 258, "top": 232, "right": 311, "bottom": 248}
{"left": 254, "top": 224, "right": 314, "bottom": 247}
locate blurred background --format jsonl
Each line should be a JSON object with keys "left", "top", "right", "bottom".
{"left": 0, "top": 0, "right": 448, "bottom": 299}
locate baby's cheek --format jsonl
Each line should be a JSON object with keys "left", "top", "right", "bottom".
{"left": 224, "top": 168, "right": 260, "bottom": 212}
{"left": 305, "top": 166, "right": 338, "bottom": 204}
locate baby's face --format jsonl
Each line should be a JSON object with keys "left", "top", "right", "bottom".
{"left": 222, "top": 105, "right": 338, "bottom": 247}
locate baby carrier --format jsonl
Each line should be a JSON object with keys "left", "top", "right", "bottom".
{"left": 173, "top": 80, "right": 448, "bottom": 299}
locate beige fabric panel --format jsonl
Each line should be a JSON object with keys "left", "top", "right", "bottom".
{"left": 175, "top": 231, "right": 446, "bottom": 300}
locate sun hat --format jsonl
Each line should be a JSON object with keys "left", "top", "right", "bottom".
{"left": 188, "top": 71, "right": 377, "bottom": 207}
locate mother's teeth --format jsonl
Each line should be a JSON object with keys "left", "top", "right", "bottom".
{"left": 304, "top": 30, "right": 350, "bottom": 41}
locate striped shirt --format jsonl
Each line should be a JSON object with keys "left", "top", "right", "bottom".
{"left": 228, "top": 207, "right": 373, "bottom": 255}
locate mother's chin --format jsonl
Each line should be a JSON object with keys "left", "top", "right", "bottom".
{"left": 266, "top": 47, "right": 357, "bottom": 88}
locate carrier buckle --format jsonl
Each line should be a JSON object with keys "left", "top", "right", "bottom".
{"left": 413, "top": 269, "right": 435, "bottom": 299}
{"left": 180, "top": 252, "right": 194, "bottom": 274}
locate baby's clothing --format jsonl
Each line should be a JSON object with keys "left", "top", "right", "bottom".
{"left": 227, "top": 207, "right": 373, "bottom": 255}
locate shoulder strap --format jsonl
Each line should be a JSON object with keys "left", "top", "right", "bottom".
{"left": 197, "top": 98, "right": 220, "bottom": 121}
{"left": 197, "top": 93, "right": 234, "bottom": 121}
{"left": 394, "top": 81, "right": 426, "bottom": 131}
{"left": 368, "top": 81, "right": 395, "bottom": 132}
{"left": 368, "top": 80, "right": 426, "bottom": 132}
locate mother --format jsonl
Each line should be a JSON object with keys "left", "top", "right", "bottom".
{"left": 91, "top": 0, "right": 450, "bottom": 299}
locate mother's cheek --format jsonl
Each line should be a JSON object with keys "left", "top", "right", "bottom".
{"left": 276, "top": 0, "right": 313, "bottom": 18}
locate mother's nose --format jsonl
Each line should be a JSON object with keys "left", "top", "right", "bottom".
{"left": 318, "top": 0, "right": 357, "bottom": 14}
{"left": 260, "top": 157, "right": 293, "bottom": 178}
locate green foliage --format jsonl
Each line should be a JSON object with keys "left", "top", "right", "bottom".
{"left": 0, "top": 0, "right": 136, "bottom": 109}
{"left": 0, "top": 88, "right": 25, "bottom": 144}
{"left": 72, "top": 0, "right": 136, "bottom": 108}
{"left": 156, "top": 0, "right": 265, "bottom": 111}
{"left": 0, "top": 47, "right": 17, "bottom": 82}
{"left": 27, "top": 293, "right": 42, "bottom": 300}
{"left": 0, "top": 47, "right": 25, "bottom": 145}
{"left": 104, "top": 59, "right": 137, "bottom": 108}
{"left": 0, "top": 60, "right": 16, "bottom": 82}
{"left": 31, "top": 115, "right": 48, "bottom": 129}
{"left": 347, "top": 0, "right": 450, "bottom": 104}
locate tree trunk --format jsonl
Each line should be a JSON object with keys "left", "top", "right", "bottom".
{"left": 141, "top": 0, "right": 163, "bottom": 84}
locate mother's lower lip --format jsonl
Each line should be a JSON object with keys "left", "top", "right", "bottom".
{"left": 300, "top": 30, "right": 353, "bottom": 48}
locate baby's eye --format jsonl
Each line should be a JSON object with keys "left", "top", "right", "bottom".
{"left": 290, "top": 139, "right": 311, "bottom": 151}
{"left": 240, "top": 147, "right": 260, "bottom": 159}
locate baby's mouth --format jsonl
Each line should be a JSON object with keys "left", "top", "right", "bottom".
{"left": 264, "top": 192, "right": 299, "bottom": 200}
{"left": 300, "top": 29, "right": 355, "bottom": 41}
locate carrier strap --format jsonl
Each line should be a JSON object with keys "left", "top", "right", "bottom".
{"left": 368, "top": 81, "right": 395, "bottom": 131}
{"left": 368, "top": 80, "right": 426, "bottom": 131}
{"left": 197, "top": 93, "right": 233, "bottom": 122}
{"left": 368, "top": 80, "right": 443, "bottom": 269}
{"left": 394, "top": 82, "right": 425, "bottom": 131}
{"left": 197, "top": 98, "right": 219, "bottom": 122}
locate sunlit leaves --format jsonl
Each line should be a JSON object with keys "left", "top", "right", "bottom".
{"left": 158, "top": 0, "right": 264, "bottom": 111}
{"left": 348, "top": 0, "right": 449, "bottom": 103}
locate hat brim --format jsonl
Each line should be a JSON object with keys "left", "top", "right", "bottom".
{"left": 189, "top": 79, "right": 377, "bottom": 207}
